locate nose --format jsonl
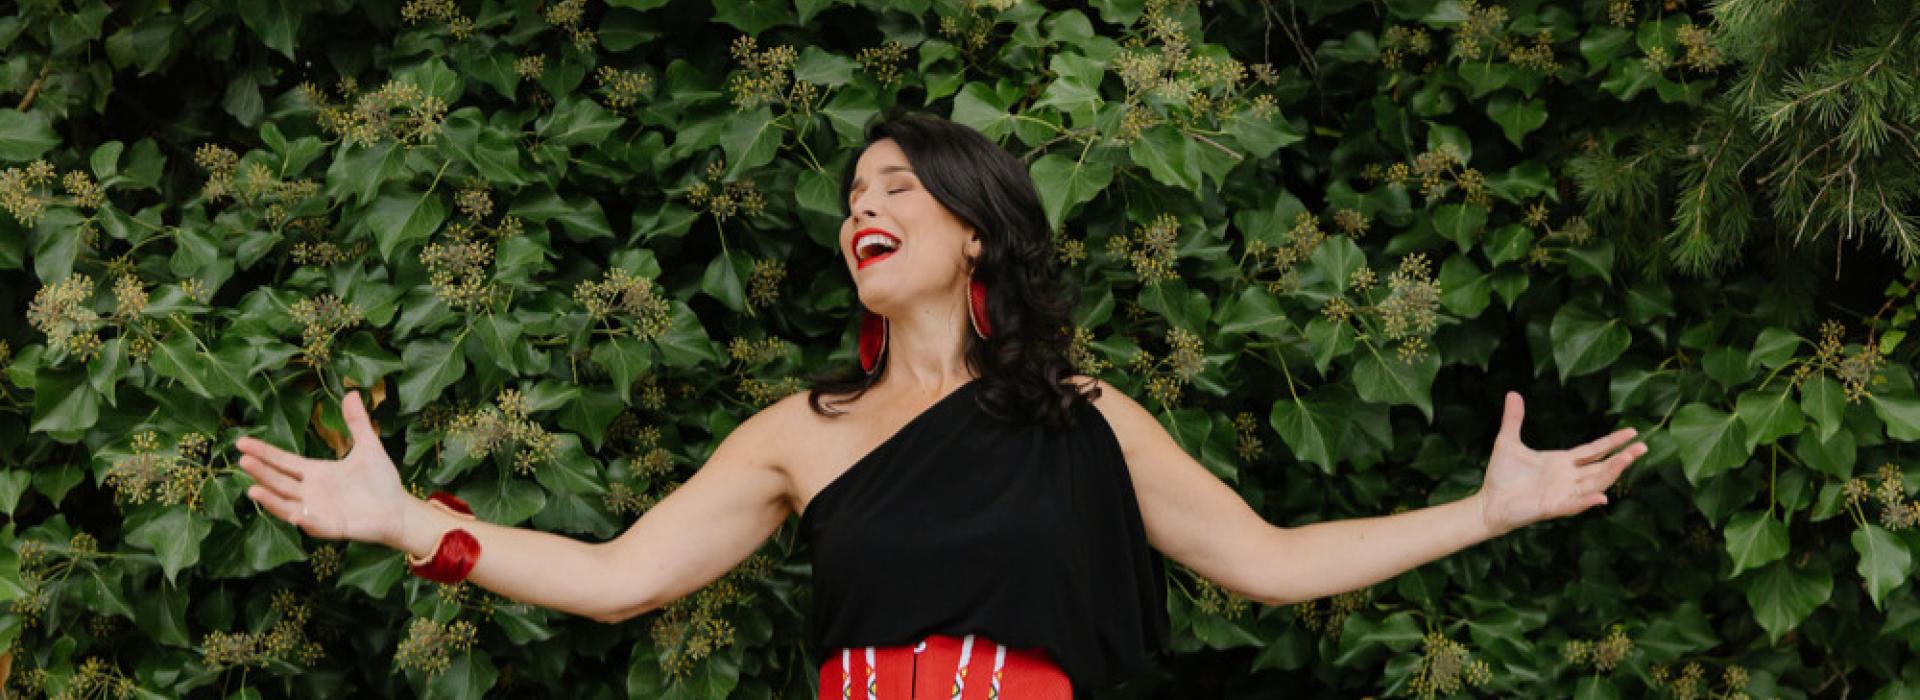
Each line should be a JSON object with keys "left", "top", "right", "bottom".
{"left": 848, "top": 191, "right": 880, "bottom": 224}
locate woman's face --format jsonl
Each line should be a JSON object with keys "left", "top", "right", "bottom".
{"left": 840, "top": 138, "right": 980, "bottom": 317}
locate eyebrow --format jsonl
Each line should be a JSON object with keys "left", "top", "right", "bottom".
{"left": 848, "top": 165, "right": 916, "bottom": 202}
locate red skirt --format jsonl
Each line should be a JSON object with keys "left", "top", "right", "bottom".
{"left": 818, "top": 633, "right": 1073, "bottom": 699}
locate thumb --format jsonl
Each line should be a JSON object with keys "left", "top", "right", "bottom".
{"left": 1498, "top": 391, "right": 1525, "bottom": 445}
{"left": 344, "top": 390, "right": 381, "bottom": 451}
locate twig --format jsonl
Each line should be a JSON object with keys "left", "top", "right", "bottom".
{"left": 16, "top": 61, "right": 50, "bottom": 112}
{"left": 1190, "top": 131, "right": 1245, "bottom": 161}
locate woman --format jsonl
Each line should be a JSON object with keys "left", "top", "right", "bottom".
{"left": 233, "top": 113, "right": 1647, "bottom": 697}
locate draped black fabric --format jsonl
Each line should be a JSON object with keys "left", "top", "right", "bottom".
{"left": 799, "top": 378, "right": 1169, "bottom": 690}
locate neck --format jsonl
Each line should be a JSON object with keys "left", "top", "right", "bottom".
{"left": 878, "top": 290, "right": 976, "bottom": 393}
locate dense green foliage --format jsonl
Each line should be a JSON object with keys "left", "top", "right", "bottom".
{"left": 1, "top": 0, "right": 1918, "bottom": 697}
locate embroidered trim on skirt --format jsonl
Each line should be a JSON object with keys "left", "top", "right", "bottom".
{"left": 817, "top": 633, "right": 1072, "bottom": 699}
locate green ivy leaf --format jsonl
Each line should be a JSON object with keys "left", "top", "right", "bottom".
{"left": 326, "top": 141, "right": 407, "bottom": 206}
{"left": 1332, "top": 610, "right": 1422, "bottom": 667}
{"left": 29, "top": 368, "right": 100, "bottom": 434}
{"left": 1670, "top": 403, "right": 1750, "bottom": 485}
{"left": 1564, "top": 239, "right": 1616, "bottom": 283}
{"left": 237, "top": 0, "right": 301, "bottom": 58}
{"left": 1308, "top": 236, "right": 1366, "bottom": 294}
{"left": 1486, "top": 94, "right": 1548, "bottom": 145}
{"left": 1352, "top": 350, "right": 1438, "bottom": 421}
{"left": 538, "top": 97, "right": 627, "bottom": 146}
{"left": 1868, "top": 394, "right": 1920, "bottom": 440}
{"left": 1549, "top": 304, "right": 1631, "bottom": 381}
{"left": 0, "top": 110, "right": 61, "bottom": 161}
{"left": 1742, "top": 558, "right": 1832, "bottom": 644}
{"left": 1852, "top": 524, "right": 1914, "bottom": 610}
{"left": 1723, "top": 511, "right": 1789, "bottom": 577}
{"left": 398, "top": 338, "right": 468, "bottom": 414}
{"left": 1734, "top": 388, "right": 1805, "bottom": 451}
{"left": 1434, "top": 204, "right": 1488, "bottom": 252}
{"left": 1483, "top": 223, "right": 1532, "bottom": 266}
{"left": 422, "top": 650, "right": 499, "bottom": 700}
{"left": 656, "top": 301, "right": 721, "bottom": 369}
{"left": 242, "top": 514, "right": 307, "bottom": 573}
{"left": 711, "top": 0, "right": 795, "bottom": 35}
{"left": 1030, "top": 152, "right": 1114, "bottom": 232}
{"left": 439, "top": 109, "right": 528, "bottom": 187}
{"left": 1216, "top": 286, "right": 1292, "bottom": 338}
{"left": 700, "top": 250, "right": 751, "bottom": 314}
{"left": 336, "top": 542, "right": 406, "bottom": 599}
{"left": 1033, "top": 53, "right": 1102, "bottom": 121}
{"left": 1794, "top": 427, "right": 1856, "bottom": 479}
{"left": 131, "top": 582, "right": 191, "bottom": 647}
{"left": 1749, "top": 327, "right": 1801, "bottom": 370}
{"left": 591, "top": 337, "right": 654, "bottom": 405}
{"left": 1438, "top": 254, "right": 1493, "bottom": 316}
{"left": 512, "top": 190, "right": 614, "bottom": 241}
{"left": 463, "top": 477, "right": 547, "bottom": 526}
{"left": 1304, "top": 317, "right": 1356, "bottom": 375}
{"left": 369, "top": 188, "right": 447, "bottom": 262}
{"left": 1269, "top": 388, "right": 1350, "bottom": 474}
{"left": 951, "top": 82, "right": 1019, "bottom": 141}
{"left": 1223, "top": 104, "right": 1305, "bottom": 159}
{"left": 125, "top": 506, "right": 212, "bottom": 583}
{"left": 717, "top": 112, "right": 780, "bottom": 183}
{"left": 1800, "top": 375, "right": 1846, "bottom": 441}
{"left": 793, "top": 46, "right": 856, "bottom": 86}
{"left": 558, "top": 387, "right": 625, "bottom": 451}
{"left": 1129, "top": 124, "right": 1203, "bottom": 192}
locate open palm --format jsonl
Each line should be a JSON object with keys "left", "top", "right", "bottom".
{"left": 234, "top": 390, "right": 409, "bottom": 548}
{"left": 1478, "top": 391, "right": 1647, "bottom": 537}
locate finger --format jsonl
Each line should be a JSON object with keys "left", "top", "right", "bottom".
{"left": 1584, "top": 442, "right": 1645, "bottom": 480}
{"left": 239, "top": 455, "right": 302, "bottom": 498}
{"left": 1498, "top": 391, "right": 1526, "bottom": 446}
{"left": 1572, "top": 427, "right": 1639, "bottom": 464}
{"left": 1557, "top": 491, "right": 1608, "bottom": 519}
{"left": 236, "top": 444, "right": 305, "bottom": 482}
{"left": 247, "top": 484, "right": 305, "bottom": 527}
{"left": 235, "top": 436, "right": 313, "bottom": 477}
{"left": 343, "top": 390, "right": 382, "bottom": 453}
{"left": 1577, "top": 447, "right": 1642, "bottom": 491}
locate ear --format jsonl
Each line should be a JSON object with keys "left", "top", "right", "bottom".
{"left": 964, "top": 230, "right": 983, "bottom": 262}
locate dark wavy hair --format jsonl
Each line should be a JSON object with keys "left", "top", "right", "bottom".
{"left": 805, "top": 111, "right": 1099, "bottom": 430}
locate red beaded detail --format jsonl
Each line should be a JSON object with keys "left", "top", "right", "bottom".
{"left": 817, "top": 633, "right": 1070, "bottom": 699}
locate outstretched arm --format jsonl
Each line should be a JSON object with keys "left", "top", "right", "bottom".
{"left": 237, "top": 389, "right": 793, "bottom": 624}
{"left": 1084, "top": 379, "right": 1645, "bottom": 606}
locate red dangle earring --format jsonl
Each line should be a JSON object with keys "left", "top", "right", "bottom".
{"left": 968, "top": 274, "right": 992, "bottom": 340}
{"left": 859, "top": 310, "right": 888, "bottom": 374}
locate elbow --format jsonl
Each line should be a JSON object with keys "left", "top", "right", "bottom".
{"left": 585, "top": 544, "right": 662, "bottom": 625}
{"left": 591, "top": 607, "right": 635, "bottom": 625}
{"left": 1248, "top": 585, "right": 1299, "bottom": 609}
{"left": 590, "top": 591, "right": 660, "bottom": 625}
{"left": 1249, "top": 527, "right": 1305, "bottom": 607}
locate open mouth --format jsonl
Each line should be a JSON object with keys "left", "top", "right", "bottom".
{"left": 854, "top": 229, "right": 901, "bottom": 270}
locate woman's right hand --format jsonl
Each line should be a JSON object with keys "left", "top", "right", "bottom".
{"left": 235, "top": 390, "right": 411, "bottom": 548}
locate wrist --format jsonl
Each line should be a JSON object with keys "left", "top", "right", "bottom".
{"left": 392, "top": 495, "right": 449, "bottom": 558}
{"left": 1472, "top": 490, "right": 1509, "bottom": 540}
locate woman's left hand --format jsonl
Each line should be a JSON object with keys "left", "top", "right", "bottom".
{"left": 1477, "top": 391, "right": 1648, "bottom": 537}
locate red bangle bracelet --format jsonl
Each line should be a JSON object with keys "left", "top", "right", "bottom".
{"left": 408, "top": 528, "right": 480, "bottom": 585}
{"left": 426, "top": 490, "right": 475, "bottom": 518}
{"left": 408, "top": 490, "right": 481, "bottom": 584}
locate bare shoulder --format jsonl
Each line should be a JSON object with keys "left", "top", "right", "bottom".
{"left": 736, "top": 388, "right": 819, "bottom": 468}
{"left": 1065, "top": 374, "right": 1160, "bottom": 446}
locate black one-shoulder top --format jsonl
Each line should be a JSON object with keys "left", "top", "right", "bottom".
{"left": 798, "top": 378, "right": 1169, "bottom": 690}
